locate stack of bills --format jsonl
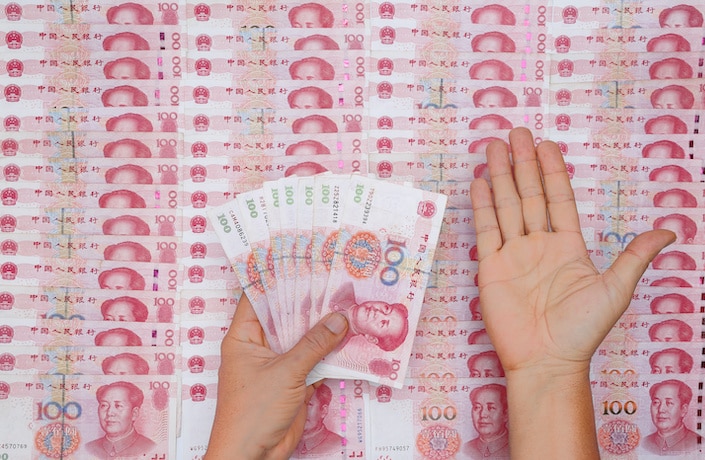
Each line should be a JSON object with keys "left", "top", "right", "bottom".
{"left": 209, "top": 173, "right": 446, "bottom": 387}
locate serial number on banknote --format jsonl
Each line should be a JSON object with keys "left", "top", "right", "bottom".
{"left": 375, "top": 445, "right": 411, "bottom": 452}
{"left": 0, "top": 443, "right": 29, "bottom": 449}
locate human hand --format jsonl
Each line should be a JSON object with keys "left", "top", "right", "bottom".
{"left": 205, "top": 294, "right": 348, "bottom": 460}
{"left": 470, "top": 128, "right": 675, "bottom": 378}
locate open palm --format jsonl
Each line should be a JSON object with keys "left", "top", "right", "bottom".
{"left": 471, "top": 128, "right": 675, "bottom": 375}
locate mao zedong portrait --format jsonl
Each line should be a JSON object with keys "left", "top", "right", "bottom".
{"left": 287, "top": 86, "right": 333, "bottom": 109}
{"left": 653, "top": 189, "right": 697, "bottom": 208}
{"left": 285, "top": 140, "right": 331, "bottom": 156}
{"left": 649, "top": 293, "right": 694, "bottom": 315}
{"left": 103, "top": 32, "right": 150, "bottom": 51}
{"left": 463, "top": 383, "right": 510, "bottom": 459}
{"left": 101, "top": 296, "right": 149, "bottom": 322}
{"left": 643, "top": 379, "right": 701, "bottom": 455}
{"left": 470, "top": 4, "right": 516, "bottom": 25}
{"left": 646, "top": 33, "right": 691, "bottom": 53}
{"left": 98, "top": 267, "right": 146, "bottom": 290}
{"left": 104, "top": 57, "right": 151, "bottom": 80}
{"left": 648, "top": 165, "right": 693, "bottom": 183}
{"left": 294, "top": 34, "right": 339, "bottom": 50}
{"left": 649, "top": 58, "right": 693, "bottom": 80}
{"left": 94, "top": 328, "right": 143, "bottom": 347}
{"left": 470, "top": 32, "right": 516, "bottom": 53}
{"left": 85, "top": 381, "right": 157, "bottom": 458}
{"left": 649, "top": 348, "right": 693, "bottom": 375}
{"left": 104, "top": 241, "right": 152, "bottom": 262}
{"left": 652, "top": 214, "right": 698, "bottom": 245}
{"left": 651, "top": 250, "right": 697, "bottom": 271}
{"left": 284, "top": 161, "right": 329, "bottom": 178}
{"left": 467, "top": 351, "right": 505, "bottom": 378}
{"left": 468, "top": 350, "right": 504, "bottom": 378}
{"left": 106, "top": 2, "right": 155, "bottom": 25}
{"left": 641, "top": 140, "right": 686, "bottom": 160}
{"left": 345, "top": 300, "right": 409, "bottom": 352}
{"left": 102, "top": 352, "right": 150, "bottom": 375}
{"left": 644, "top": 115, "right": 688, "bottom": 135}
{"left": 101, "top": 85, "right": 149, "bottom": 107}
{"left": 648, "top": 319, "right": 693, "bottom": 343}
{"left": 289, "top": 57, "right": 335, "bottom": 80}
{"left": 659, "top": 4, "right": 703, "bottom": 28}
{"left": 288, "top": 2, "right": 334, "bottom": 28}
{"left": 294, "top": 383, "right": 343, "bottom": 456}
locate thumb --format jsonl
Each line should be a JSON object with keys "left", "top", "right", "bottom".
{"left": 603, "top": 229, "right": 676, "bottom": 299}
{"left": 282, "top": 313, "right": 348, "bottom": 379}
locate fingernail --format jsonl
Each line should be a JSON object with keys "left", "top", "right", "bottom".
{"left": 324, "top": 313, "right": 347, "bottom": 334}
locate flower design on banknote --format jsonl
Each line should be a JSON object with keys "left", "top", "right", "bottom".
{"left": 246, "top": 253, "right": 265, "bottom": 292}
{"left": 35, "top": 422, "right": 80, "bottom": 458}
{"left": 416, "top": 426, "right": 460, "bottom": 460}
{"left": 321, "top": 230, "right": 339, "bottom": 271}
{"left": 344, "top": 231, "right": 382, "bottom": 278}
{"left": 305, "top": 242, "right": 313, "bottom": 270}
{"left": 266, "top": 248, "right": 275, "bottom": 274}
{"left": 597, "top": 420, "right": 640, "bottom": 454}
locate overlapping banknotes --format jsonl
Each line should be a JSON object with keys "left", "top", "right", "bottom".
{"left": 209, "top": 174, "right": 447, "bottom": 387}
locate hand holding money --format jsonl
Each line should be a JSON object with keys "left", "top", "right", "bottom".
{"left": 470, "top": 127, "right": 676, "bottom": 458}
{"left": 205, "top": 294, "right": 348, "bottom": 460}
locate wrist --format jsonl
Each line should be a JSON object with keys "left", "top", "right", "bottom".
{"left": 206, "top": 418, "right": 267, "bottom": 460}
{"left": 504, "top": 365, "right": 598, "bottom": 460}
{"left": 505, "top": 360, "right": 591, "bottom": 387}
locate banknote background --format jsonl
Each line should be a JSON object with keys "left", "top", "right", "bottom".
{"left": 0, "top": 0, "right": 703, "bottom": 459}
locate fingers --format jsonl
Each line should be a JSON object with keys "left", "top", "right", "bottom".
{"left": 228, "top": 294, "right": 268, "bottom": 346}
{"left": 535, "top": 140, "right": 581, "bottom": 234}
{"left": 602, "top": 230, "right": 676, "bottom": 315}
{"left": 485, "top": 139, "right": 524, "bottom": 241}
{"left": 282, "top": 313, "right": 349, "bottom": 379}
{"left": 509, "top": 128, "right": 548, "bottom": 233}
{"left": 470, "top": 178, "right": 502, "bottom": 260}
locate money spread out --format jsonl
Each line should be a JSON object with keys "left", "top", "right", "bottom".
{"left": 210, "top": 174, "right": 447, "bottom": 387}
{"left": 0, "top": 1, "right": 703, "bottom": 459}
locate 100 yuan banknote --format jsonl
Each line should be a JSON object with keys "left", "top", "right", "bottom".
{"left": 0, "top": 374, "right": 177, "bottom": 459}
{"left": 312, "top": 176, "right": 447, "bottom": 387}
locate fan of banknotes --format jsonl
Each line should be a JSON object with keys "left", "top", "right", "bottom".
{"left": 209, "top": 173, "right": 447, "bottom": 387}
